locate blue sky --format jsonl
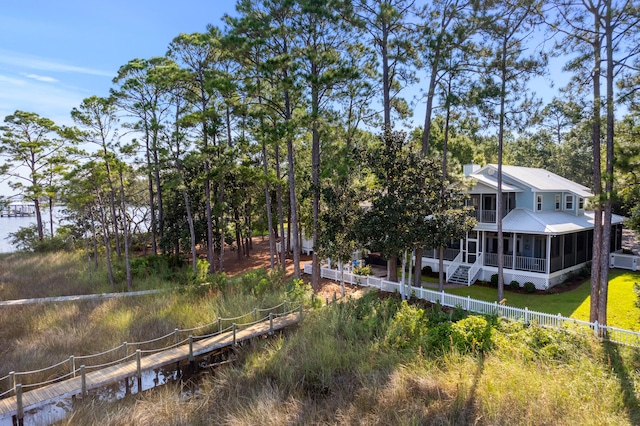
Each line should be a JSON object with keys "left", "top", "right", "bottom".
{"left": 0, "top": 1, "right": 231, "bottom": 126}
{"left": 0, "top": 1, "right": 567, "bottom": 198}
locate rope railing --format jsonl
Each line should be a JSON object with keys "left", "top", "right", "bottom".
{"left": 21, "top": 371, "right": 76, "bottom": 390}
{"left": 83, "top": 353, "right": 137, "bottom": 372}
{"left": 74, "top": 342, "right": 125, "bottom": 361}
{"left": 0, "top": 301, "right": 302, "bottom": 400}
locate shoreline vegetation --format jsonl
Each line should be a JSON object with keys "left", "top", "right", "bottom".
{"left": 1, "top": 247, "right": 640, "bottom": 424}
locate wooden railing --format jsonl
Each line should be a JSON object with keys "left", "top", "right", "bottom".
{"left": 0, "top": 301, "right": 302, "bottom": 403}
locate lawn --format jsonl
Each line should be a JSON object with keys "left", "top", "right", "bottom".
{"left": 444, "top": 269, "right": 640, "bottom": 331}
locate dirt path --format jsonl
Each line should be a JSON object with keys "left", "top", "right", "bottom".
{"left": 219, "top": 237, "right": 363, "bottom": 300}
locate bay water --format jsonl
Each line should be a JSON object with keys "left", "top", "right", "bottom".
{"left": 0, "top": 208, "right": 64, "bottom": 253}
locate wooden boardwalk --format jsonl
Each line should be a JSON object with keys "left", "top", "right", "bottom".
{"left": 0, "top": 312, "right": 300, "bottom": 422}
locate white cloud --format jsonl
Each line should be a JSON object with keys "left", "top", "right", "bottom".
{"left": 21, "top": 73, "right": 59, "bottom": 83}
{"left": 0, "top": 49, "right": 113, "bottom": 78}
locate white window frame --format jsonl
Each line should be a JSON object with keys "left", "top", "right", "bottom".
{"left": 578, "top": 197, "right": 584, "bottom": 209}
{"left": 555, "top": 194, "right": 560, "bottom": 210}
{"left": 565, "top": 194, "right": 574, "bottom": 210}
{"left": 537, "top": 195, "right": 543, "bottom": 211}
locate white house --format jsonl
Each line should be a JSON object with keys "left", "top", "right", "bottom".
{"left": 420, "top": 164, "right": 628, "bottom": 290}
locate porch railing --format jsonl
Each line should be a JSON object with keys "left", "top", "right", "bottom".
{"left": 423, "top": 248, "right": 460, "bottom": 261}
{"left": 485, "top": 252, "right": 546, "bottom": 273}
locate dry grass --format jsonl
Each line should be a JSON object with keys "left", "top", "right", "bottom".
{"left": 58, "top": 298, "right": 640, "bottom": 426}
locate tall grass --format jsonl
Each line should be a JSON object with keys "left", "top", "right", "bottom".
{"left": 60, "top": 293, "right": 640, "bottom": 425}
{"left": 0, "top": 265, "right": 311, "bottom": 393}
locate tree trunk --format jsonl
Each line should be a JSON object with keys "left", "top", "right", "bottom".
{"left": 118, "top": 170, "right": 132, "bottom": 291}
{"left": 589, "top": 9, "right": 603, "bottom": 324}
{"left": 262, "top": 141, "right": 276, "bottom": 269}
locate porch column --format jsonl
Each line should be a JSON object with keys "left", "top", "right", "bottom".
{"left": 512, "top": 232, "right": 517, "bottom": 270}
{"left": 546, "top": 235, "right": 551, "bottom": 275}
{"left": 481, "top": 231, "right": 486, "bottom": 266}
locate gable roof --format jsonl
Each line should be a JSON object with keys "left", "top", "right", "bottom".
{"left": 472, "top": 164, "right": 593, "bottom": 198}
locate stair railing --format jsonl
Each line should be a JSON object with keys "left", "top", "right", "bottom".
{"left": 446, "top": 251, "right": 463, "bottom": 283}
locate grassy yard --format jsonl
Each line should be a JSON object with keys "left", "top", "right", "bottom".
{"left": 445, "top": 269, "right": 640, "bottom": 331}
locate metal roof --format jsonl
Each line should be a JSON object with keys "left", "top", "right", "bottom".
{"left": 468, "top": 174, "right": 522, "bottom": 193}
{"left": 473, "top": 164, "right": 593, "bottom": 198}
{"left": 473, "top": 208, "right": 626, "bottom": 235}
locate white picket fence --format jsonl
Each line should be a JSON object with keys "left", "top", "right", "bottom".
{"left": 305, "top": 263, "right": 640, "bottom": 348}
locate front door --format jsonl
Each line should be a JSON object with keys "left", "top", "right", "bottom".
{"left": 467, "top": 240, "right": 478, "bottom": 263}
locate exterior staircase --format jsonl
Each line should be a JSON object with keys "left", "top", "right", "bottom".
{"left": 447, "top": 265, "right": 470, "bottom": 285}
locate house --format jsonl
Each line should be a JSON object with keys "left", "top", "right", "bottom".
{"left": 420, "top": 164, "right": 627, "bottom": 290}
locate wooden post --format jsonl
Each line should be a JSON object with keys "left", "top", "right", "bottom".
{"left": 80, "top": 365, "right": 87, "bottom": 398}
{"left": 284, "top": 301, "right": 288, "bottom": 314}
{"left": 8, "top": 372, "right": 14, "bottom": 396}
{"left": 15, "top": 383, "right": 23, "bottom": 425}
{"left": 174, "top": 329, "right": 179, "bottom": 346}
{"left": 188, "top": 336, "right": 195, "bottom": 373}
{"left": 233, "top": 323, "right": 237, "bottom": 345}
{"left": 253, "top": 308, "right": 257, "bottom": 322}
{"left": 524, "top": 307, "right": 529, "bottom": 325}
{"left": 122, "top": 342, "right": 128, "bottom": 358}
{"left": 136, "top": 350, "right": 142, "bottom": 391}
{"left": 269, "top": 313, "right": 273, "bottom": 335}
{"left": 69, "top": 356, "right": 75, "bottom": 378}
{"left": 218, "top": 317, "right": 222, "bottom": 333}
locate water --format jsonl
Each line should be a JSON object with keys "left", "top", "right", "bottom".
{"left": 0, "top": 208, "right": 64, "bottom": 253}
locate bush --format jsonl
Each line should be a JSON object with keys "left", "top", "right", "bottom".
{"left": 353, "top": 265, "right": 372, "bottom": 276}
{"left": 510, "top": 280, "right": 520, "bottom": 291}
{"left": 384, "top": 300, "right": 426, "bottom": 350}
{"left": 524, "top": 282, "right": 536, "bottom": 293}
{"left": 490, "top": 274, "right": 499, "bottom": 287}
{"left": 451, "top": 315, "right": 494, "bottom": 353}
{"left": 421, "top": 265, "right": 433, "bottom": 275}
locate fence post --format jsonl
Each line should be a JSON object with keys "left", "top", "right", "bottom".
{"left": 284, "top": 301, "right": 288, "bottom": 314}
{"left": 218, "top": 317, "right": 222, "bottom": 333}
{"left": 253, "top": 308, "right": 257, "bottom": 322}
{"left": 557, "top": 313, "right": 562, "bottom": 328}
{"left": 135, "top": 350, "right": 142, "bottom": 392}
{"left": 15, "top": 383, "right": 23, "bottom": 424}
{"left": 80, "top": 365, "right": 87, "bottom": 398}
{"left": 136, "top": 350, "right": 142, "bottom": 378}
{"left": 441, "top": 290, "right": 445, "bottom": 305}
{"left": 188, "top": 336, "right": 194, "bottom": 362}
{"left": 233, "top": 323, "right": 237, "bottom": 345}
{"left": 269, "top": 312, "right": 274, "bottom": 335}
{"left": 524, "top": 307, "right": 529, "bottom": 325}
{"left": 68, "top": 356, "right": 75, "bottom": 378}
{"left": 8, "top": 372, "right": 14, "bottom": 397}
{"left": 122, "top": 342, "right": 128, "bottom": 358}
{"left": 594, "top": 320, "right": 600, "bottom": 338}
{"left": 174, "top": 329, "right": 179, "bottom": 346}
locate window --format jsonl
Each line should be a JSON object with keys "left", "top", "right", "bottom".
{"left": 578, "top": 198, "right": 584, "bottom": 209}
{"left": 537, "top": 195, "right": 543, "bottom": 211}
{"left": 555, "top": 194, "right": 560, "bottom": 210}
{"left": 565, "top": 195, "right": 574, "bottom": 210}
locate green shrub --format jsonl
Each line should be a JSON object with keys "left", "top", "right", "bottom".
{"left": 510, "top": 280, "right": 520, "bottom": 291}
{"left": 423, "top": 321, "right": 453, "bottom": 353}
{"left": 353, "top": 265, "right": 372, "bottom": 276}
{"left": 524, "top": 282, "right": 536, "bottom": 293}
{"left": 421, "top": 265, "right": 433, "bottom": 275}
{"left": 384, "top": 300, "right": 426, "bottom": 350}
{"left": 451, "top": 315, "right": 494, "bottom": 353}
{"left": 490, "top": 274, "right": 499, "bottom": 287}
